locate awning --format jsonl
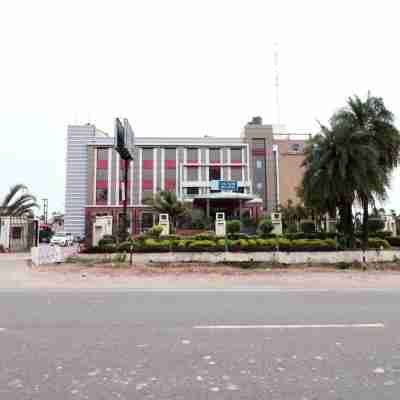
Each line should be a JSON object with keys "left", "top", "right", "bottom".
{"left": 192, "top": 192, "right": 256, "bottom": 201}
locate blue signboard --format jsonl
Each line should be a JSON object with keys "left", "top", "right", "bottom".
{"left": 219, "top": 180, "right": 238, "bottom": 192}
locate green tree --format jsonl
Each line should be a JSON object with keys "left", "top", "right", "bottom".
{"left": 144, "top": 190, "right": 187, "bottom": 233}
{"left": 0, "top": 184, "right": 38, "bottom": 217}
{"left": 331, "top": 94, "right": 400, "bottom": 249}
{"left": 300, "top": 123, "right": 380, "bottom": 248}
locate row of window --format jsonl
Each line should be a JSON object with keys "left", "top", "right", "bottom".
{"left": 186, "top": 166, "right": 243, "bottom": 181}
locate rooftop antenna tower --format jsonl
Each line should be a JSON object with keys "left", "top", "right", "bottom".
{"left": 274, "top": 42, "right": 281, "bottom": 126}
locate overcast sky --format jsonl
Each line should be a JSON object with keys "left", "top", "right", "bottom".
{"left": 0, "top": 0, "right": 399, "bottom": 214}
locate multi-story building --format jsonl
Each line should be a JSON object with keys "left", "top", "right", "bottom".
{"left": 65, "top": 117, "right": 309, "bottom": 241}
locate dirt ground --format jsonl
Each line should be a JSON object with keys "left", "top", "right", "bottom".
{"left": 31, "top": 261, "right": 400, "bottom": 289}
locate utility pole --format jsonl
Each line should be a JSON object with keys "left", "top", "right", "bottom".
{"left": 274, "top": 42, "right": 281, "bottom": 126}
{"left": 42, "top": 198, "right": 48, "bottom": 224}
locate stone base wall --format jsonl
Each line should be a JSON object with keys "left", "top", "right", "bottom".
{"left": 77, "top": 250, "right": 400, "bottom": 265}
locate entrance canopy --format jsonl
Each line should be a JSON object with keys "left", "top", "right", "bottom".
{"left": 192, "top": 192, "right": 255, "bottom": 201}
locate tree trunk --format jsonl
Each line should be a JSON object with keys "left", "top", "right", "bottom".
{"left": 362, "top": 196, "right": 369, "bottom": 251}
{"left": 347, "top": 202, "right": 355, "bottom": 248}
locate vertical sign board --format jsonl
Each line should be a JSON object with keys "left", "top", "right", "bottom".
{"left": 123, "top": 118, "right": 135, "bottom": 159}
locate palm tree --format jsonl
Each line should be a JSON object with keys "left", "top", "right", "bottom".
{"left": 331, "top": 94, "right": 400, "bottom": 248}
{"left": 144, "top": 190, "right": 187, "bottom": 233}
{"left": 0, "top": 184, "right": 38, "bottom": 217}
{"left": 300, "top": 122, "right": 380, "bottom": 248}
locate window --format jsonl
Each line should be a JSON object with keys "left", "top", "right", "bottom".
{"left": 11, "top": 227, "right": 22, "bottom": 240}
{"left": 209, "top": 148, "right": 220, "bottom": 163}
{"left": 187, "top": 148, "right": 198, "bottom": 163}
{"left": 96, "top": 169, "right": 108, "bottom": 180}
{"left": 256, "top": 182, "right": 263, "bottom": 191}
{"left": 187, "top": 187, "right": 199, "bottom": 195}
{"left": 289, "top": 143, "right": 302, "bottom": 153}
{"left": 96, "top": 188, "right": 108, "bottom": 203}
{"left": 187, "top": 166, "right": 198, "bottom": 181}
{"left": 231, "top": 148, "right": 242, "bottom": 163}
{"left": 209, "top": 166, "right": 221, "bottom": 180}
{"left": 231, "top": 166, "right": 242, "bottom": 181}
{"left": 97, "top": 148, "right": 108, "bottom": 160}
{"left": 256, "top": 160, "right": 263, "bottom": 169}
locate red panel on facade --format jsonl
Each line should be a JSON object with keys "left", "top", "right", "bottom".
{"left": 142, "top": 179, "right": 153, "bottom": 189}
{"left": 231, "top": 159, "right": 242, "bottom": 164}
{"left": 97, "top": 159, "right": 108, "bottom": 169}
{"left": 210, "top": 161, "right": 220, "bottom": 164}
{"left": 120, "top": 159, "right": 128, "bottom": 169}
{"left": 143, "top": 160, "right": 153, "bottom": 169}
{"left": 165, "top": 179, "right": 176, "bottom": 190}
{"left": 252, "top": 149, "right": 265, "bottom": 155}
{"left": 187, "top": 160, "right": 199, "bottom": 164}
{"left": 165, "top": 160, "right": 176, "bottom": 169}
{"left": 96, "top": 180, "right": 107, "bottom": 189}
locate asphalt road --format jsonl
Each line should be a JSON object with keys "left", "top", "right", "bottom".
{"left": 1, "top": 290, "right": 400, "bottom": 399}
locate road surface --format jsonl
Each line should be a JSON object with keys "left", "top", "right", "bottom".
{"left": 1, "top": 289, "right": 400, "bottom": 399}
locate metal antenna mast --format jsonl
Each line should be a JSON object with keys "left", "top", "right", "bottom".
{"left": 274, "top": 42, "right": 281, "bottom": 125}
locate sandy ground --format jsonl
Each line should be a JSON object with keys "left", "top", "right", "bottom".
{"left": 3, "top": 253, "right": 400, "bottom": 289}
{"left": 30, "top": 261, "right": 400, "bottom": 289}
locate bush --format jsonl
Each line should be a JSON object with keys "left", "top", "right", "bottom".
{"left": 300, "top": 221, "right": 316, "bottom": 234}
{"left": 135, "top": 238, "right": 170, "bottom": 253}
{"left": 0, "top": 244, "right": 5, "bottom": 253}
{"left": 226, "top": 220, "right": 241, "bottom": 235}
{"left": 285, "top": 232, "right": 337, "bottom": 240}
{"left": 387, "top": 236, "right": 400, "bottom": 247}
{"left": 286, "top": 223, "right": 298, "bottom": 234}
{"left": 193, "top": 233, "right": 216, "bottom": 241}
{"left": 187, "top": 240, "right": 223, "bottom": 252}
{"left": 367, "top": 218, "right": 385, "bottom": 233}
{"left": 117, "top": 241, "right": 135, "bottom": 253}
{"left": 257, "top": 218, "right": 274, "bottom": 237}
{"left": 98, "top": 235, "right": 117, "bottom": 248}
{"left": 367, "top": 237, "right": 390, "bottom": 249}
{"left": 147, "top": 225, "right": 164, "bottom": 239}
{"left": 290, "top": 239, "right": 336, "bottom": 252}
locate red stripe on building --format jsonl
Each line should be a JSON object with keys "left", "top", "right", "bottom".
{"left": 231, "top": 159, "right": 242, "bottom": 164}
{"left": 142, "top": 179, "right": 153, "bottom": 189}
{"left": 143, "top": 160, "right": 153, "bottom": 169}
{"left": 165, "top": 160, "right": 176, "bottom": 169}
{"left": 97, "top": 159, "right": 108, "bottom": 169}
{"left": 96, "top": 180, "right": 107, "bottom": 189}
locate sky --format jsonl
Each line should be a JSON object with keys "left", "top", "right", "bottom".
{"left": 0, "top": 0, "right": 399, "bottom": 214}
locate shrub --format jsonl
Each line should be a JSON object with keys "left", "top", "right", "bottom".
{"left": 367, "top": 237, "right": 390, "bottom": 249}
{"left": 257, "top": 218, "right": 274, "bottom": 237}
{"left": 193, "top": 233, "right": 216, "bottom": 241}
{"left": 186, "top": 240, "right": 223, "bottom": 252}
{"left": 300, "top": 221, "right": 316, "bottom": 234}
{"left": 367, "top": 218, "right": 385, "bottom": 233}
{"left": 276, "top": 238, "right": 292, "bottom": 251}
{"left": 98, "top": 235, "right": 117, "bottom": 248}
{"left": 368, "top": 230, "right": 393, "bottom": 239}
{"left": 290, "top": 239, "right": 336, "bottom": 252}
{"left": 117, "top": 241, "right": 135, "bottom": 253}
{"left": 285, "top": 232, "right": 337, "bottom": 240}
{"left": 226, "top": 220, "right": 241, "bottom": 235}
{"left": 387, "top": 236, "right": 400, "bottom": 247}
{"left": 147, "top": 225, "right": 164, "bottom": 238}
{"left": 286, "top": 223, "right": 298, "bottom": 234}
{"left": 0, "top": 244, "right": 5, "bottom": 253}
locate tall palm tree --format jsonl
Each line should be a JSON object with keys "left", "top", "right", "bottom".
{"left": 0, "top": 184, "right": 38, "bottom": 217}
{"left": 300, "top": 123, "right": 380, "bottom": 248}
{"left": 144, "top": 190, "right": 187, "bottom": 233}
{"left": 331, "top": 94, "right": 400, "bottom": 248}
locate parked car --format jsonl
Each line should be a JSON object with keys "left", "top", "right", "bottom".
{"left": 50, "top": 232, "right": 73, "bottom": 247}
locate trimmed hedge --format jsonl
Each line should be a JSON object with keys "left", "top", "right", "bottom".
{"left": 84, "top": 234, "right": 394, "bottom": 254}
{"left": 387, "top": 236, "right": 400, "bottom": 247}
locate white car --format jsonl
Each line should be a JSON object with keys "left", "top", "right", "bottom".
{"left": 50, "top": 232, "right": 73, "bottom": 247}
